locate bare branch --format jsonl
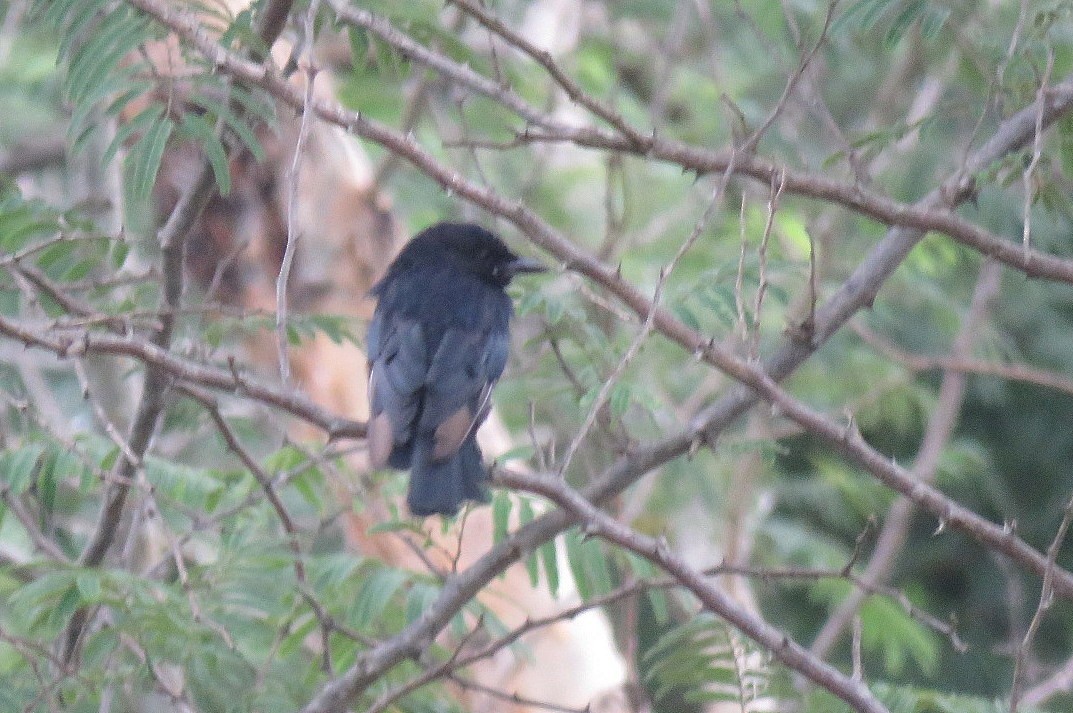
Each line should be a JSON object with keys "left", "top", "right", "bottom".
{"left": 853, "top": 321, "right": 1073, "bottom": 399}
{"left": 0, "top": 314, "right": 366, "bottom": 439}
{"left": 447, "top": 0, "right": 654, "bottom": 150}
{"left": 278, "top": 0, "right": 321, "bottom": 384}
{"left": 1011, "top": 493, "right": 1073, "bottom": 711}
{"left": 811, "top": 260, "right": 1003, "bottom": 659}
{"left": 60, "top": 5, "right": 1073, "bottom": 711}
{"left": 329, "top": 0, "right": 1073, "bottom": 286}
{"left": 500, "top": 469, "right": 888, "bottom": 713}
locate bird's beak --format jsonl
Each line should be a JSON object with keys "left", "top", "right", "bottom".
{"left": 506, "top": 256, "right": 547, "bottom": 277}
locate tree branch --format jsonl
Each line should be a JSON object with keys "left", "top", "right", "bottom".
{"left": 104, "top": 5, "right": 1073, "bottom": 711}
{"left": 500, "top": 469, "right": 888, "bottom": 713}
{"left": 811, "top": 259, "right": 1003, "bottom": 659}
{"left": 0, "top": 314, "right": 366, "bottom": 439}
{"left": 61, "top": 0, "right": 300, "bottom": 665}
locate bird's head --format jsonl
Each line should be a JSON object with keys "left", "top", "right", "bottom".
{"left": 412, "top": 222, "right": 546, "bottom": 288}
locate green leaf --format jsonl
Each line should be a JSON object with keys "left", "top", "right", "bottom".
{"left": 624, "top": 553, "right": 669, "bottom": 623}
{"left": 75, "top": 572, "right": 103, "bottom": 602}
{"left": 49, "top": 0, "right": 110, "bottom": 61}
{"left": 565, "top": 528, "right": 613, "bottom": 599}
{"left": 884, "top": 0, "right": 924, "bottom": 50}
{"left": 55, "top": 583, "right": 81, "bottom": 619}
{"left": 539, "top": 537, "right": 559, "bottom": 598}
{"left": 102, "top": 103, "right": 163, "bottom": 171}
{"left": 919, "top": 5, "right": 950, "bottom": 41}
{"left": 2, "top": 443, "right": 45, "bottom": 494}
{"left": 278, "top": 614, "right": 319, "bottom": 658}
{"left": 0, "top": 194, "right": 62, "bottom": 252}
{"left": 68, "top": 69, "right": 149, "bottom": 154}
{"left": 831, "top": 0, "right": 897, "bottom": 36}
{"left": 110, "top": 240, "right": 129, "bottom": 269}
{"left": 860, "top": 593, "right": 940, "bottom": 676}
{"left": 492, "top": 490, "right": 512, "bottom": 544}
{"left": 264, "top": 445, "right": 307, "bottom": 472}
{"left": 366, "top": 518, "right": 422, "bottom": 535}
{"left": 36, "top": 240, "right": 75, "bottom": 271}
{"left": 349, "top": 567, "right": 407, "bottom": 628}
{"left": 642, "top": 614, "right": 767, "bottom": 706}
{"left": 187, "top": 92, "right": 268, "bottom": 162}
{"left": 290, "top": 466, "right": 325, "bottom": 511}
{"left": 305, "top": 314, "right": 358, "bottom": 345}
{"left": 519, "top": 497, "right": 539, "bottom": 586}
{"left": 125, "top": 113, "right": 175, "bottom": 202}
{"left": 143, "top": 457, "right": 225, "bottom": 510}
{"left": 66, "top": 12, "right": 151, "bottom": 105}
{"left": 286, "top": 323, "right": 303, "bottom": 346}
{"left": 609, "top": 384, "right": 632, "bottom": 420}
{"left": 36, "top": 448, "right": 58, "bottom": 512}
{"left": 80, "top": 627, "right": 118, "bottom": 668}
{"left": 405, "top": 581, "right": 441, "bottom": 624}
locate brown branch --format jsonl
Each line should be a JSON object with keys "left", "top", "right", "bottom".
{"left": 447, "top": 0, "right": 654, "bottom": 150}
{"left": 1022, "top": 652, "right": 1073, "bottom": 707}
{"left": 447, "top": 673, "right": 592, "bottom": 713}
{"left": 108, "top": 5, "right": 1073, "bottom": 711}
{"left": 1011, "top": 493, "right": 1073, "bottom": 711}
{"left": 367, "top": 553, "right": 965, "bottom": 713}
{"left": 251, "top": 0, "right": 294, "bottom": 55}
{"left": 853, "top": 321, "right": 1073, "bottom": 398}
{"left": 0, "top": 314, "right": 365, "bottom": 439}
{"left": 500, "top": 469, "right": 888, "bottom": 713}
{"left": 0, "top": 485, "right": 71, "bottom": 563}
{"left": 277, "top": 0, "right": 320, "bottom": 385}
{"left": 60, "top": 159, "right": 218, "bottom": 664}
{"left": 90, "top": 0, "right": 1073, "bottom": 608}
{"left": 811, "top": 259, "right": 1003, "bottom": 659}
{"left": 739, "top": 0, "right": 838, "bottom": 153}
{"left": 180, "top": 384, "right": 372, "bottom": 661}
{"left": 0, "top": 134, "right": 67, "bottom": 175}
{"left": 61, "top": 0, "right": 300, "bottom": 665}
{"left": 330, "top": 0, "right": 1073, "bottom": 287}
{"left": 328, "top": 1, "right": 553, "bottom": 131}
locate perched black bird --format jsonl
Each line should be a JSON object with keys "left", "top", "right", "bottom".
{"left": 366, "top": 222, "right": 545, "bottom": 516}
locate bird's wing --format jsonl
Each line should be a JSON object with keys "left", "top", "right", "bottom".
{"left": 422, "top": 326, "right": 508, "bottom": 461}
{"left": 367, "top": 313, "right": 428, "bottom": 468}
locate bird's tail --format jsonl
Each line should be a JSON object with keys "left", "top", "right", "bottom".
{"left": 407, "top": 436, "right": 489, "bottom": 517}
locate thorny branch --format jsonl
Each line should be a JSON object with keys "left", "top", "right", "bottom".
{"left": 500, "top": 469, "right": 888, "bottom": 713}
{"left": 56, "top": 0, "right": 299, "bottom": 666}
{"left": 810, "top": 259, "right": 1004, "bottom": 661}
{"left": 5, "top": 1, "right": 1073, "bottom": 712}
{"left": 113, "top": 6, "right": 1073, "bottom": 712}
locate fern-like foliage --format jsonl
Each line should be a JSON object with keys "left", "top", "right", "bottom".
{"left": 643, "top": 612, "right": 772, "bottom": 710}
{"left": 34, "top": 0, "right": 272, "bottom": 204}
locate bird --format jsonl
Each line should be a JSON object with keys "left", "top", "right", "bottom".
{"left": 366, "top": 222, "right": 545, "bottom": 516}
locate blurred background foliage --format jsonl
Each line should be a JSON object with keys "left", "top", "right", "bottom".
{"left": 2, "top": 0, "right": 1073, "bottom": 711}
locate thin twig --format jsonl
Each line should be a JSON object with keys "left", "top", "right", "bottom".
{"left": 557, "top": 154, "right": 738, "bottom": 478}
{"left": 853, "top": 321, "right": 1073, "bottom": 398}
{"left": 278, "top": 0, "right": 321, "bottom": 384}
{"left": 1022, "top": 47, "right": 1054, "bottom": 252}
{"left": 1011, "top": 493, "right": 1073, "bottom": 712}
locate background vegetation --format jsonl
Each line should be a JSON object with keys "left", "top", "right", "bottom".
{"left": 2, "top": 0, "right": 1073, "bottom": 711}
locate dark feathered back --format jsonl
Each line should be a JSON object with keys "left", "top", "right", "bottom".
{"left": 366, "top": 222, "right": 544, "bottom": 516}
